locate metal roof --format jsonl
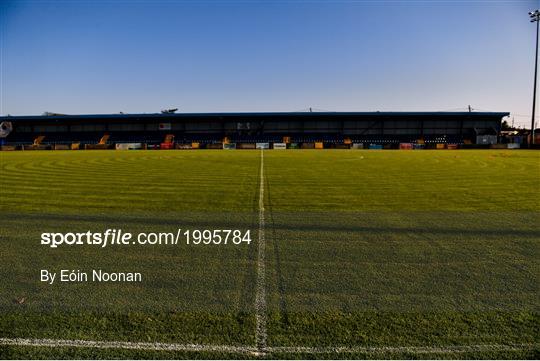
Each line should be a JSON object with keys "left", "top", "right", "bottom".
{"left": 0, "top": 111, "right": 510, "bottom": 122}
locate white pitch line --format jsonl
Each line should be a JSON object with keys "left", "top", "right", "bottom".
{"left": 0, "top": 338, "right": 256, "bottom": 354}
{"left": 255, "top": 148, "right": 267, "bottom": 354}
{"left": 269, "top": 343, "right": 539, "bottom": 354}
{"left": 0, "top": 338, "right": 536, "bottom": 356}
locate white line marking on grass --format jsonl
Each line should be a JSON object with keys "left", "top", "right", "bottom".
{"left": 255, "top": 149, "right": 267, "bottom": 355}
{"left": 269, "top": 343, "right": 539, "bottom": 354}
{"left": 0, "top": 338, "right": 256, "bottom": 354}
{"left": 0, "top": 338, "right": 536, "bottom": 356}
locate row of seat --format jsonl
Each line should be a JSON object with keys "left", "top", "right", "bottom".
{"left": 4, "top": 132, "right": 466, "bottom": 145}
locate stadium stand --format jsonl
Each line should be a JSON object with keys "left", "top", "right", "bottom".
{"left": 0, "top": 111, "right": 509, "bottom": 149}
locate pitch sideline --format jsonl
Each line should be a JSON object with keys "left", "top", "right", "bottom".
{"left": 255, "top": 149, "right": 267, "bottom": 354}
{"left": 0, "top": 338, "right": 537, "bottom": 356}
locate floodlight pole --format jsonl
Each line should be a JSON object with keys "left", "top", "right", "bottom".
{"left": 530, "top": 10, "right": 540, "bottom": 146}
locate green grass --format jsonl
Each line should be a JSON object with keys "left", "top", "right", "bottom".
{"left": 0, "top": 149, "right": 539, "bottom": 359}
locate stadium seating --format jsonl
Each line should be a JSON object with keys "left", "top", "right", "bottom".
{"left": 3, "top": 129, "right": 469, "bottom": 149}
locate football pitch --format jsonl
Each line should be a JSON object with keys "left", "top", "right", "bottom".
{"left": 0, "top": 149, "right": 538, "bottom": 359}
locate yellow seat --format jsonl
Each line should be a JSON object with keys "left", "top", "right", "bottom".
{"left": 99, "top": 134, "right": 110, "bottom": 145}
{"left": 33, "top": 135, "right": 45, "bottom": 145}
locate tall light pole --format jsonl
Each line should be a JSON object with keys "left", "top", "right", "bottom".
{"left": 529, "top": 10, "right": 540, "bottom": 146}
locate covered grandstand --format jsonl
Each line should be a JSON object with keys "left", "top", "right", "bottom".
{"left": 0, "top": 111, "right": 508, "bottom": 148}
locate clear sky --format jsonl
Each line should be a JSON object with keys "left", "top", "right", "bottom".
{"left": 1, "top": 0, "right": 538, "bottom": 127}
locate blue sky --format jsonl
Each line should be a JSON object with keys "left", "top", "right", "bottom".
{"left": 1, "top": 0, "right": 538, "bottom": 127}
